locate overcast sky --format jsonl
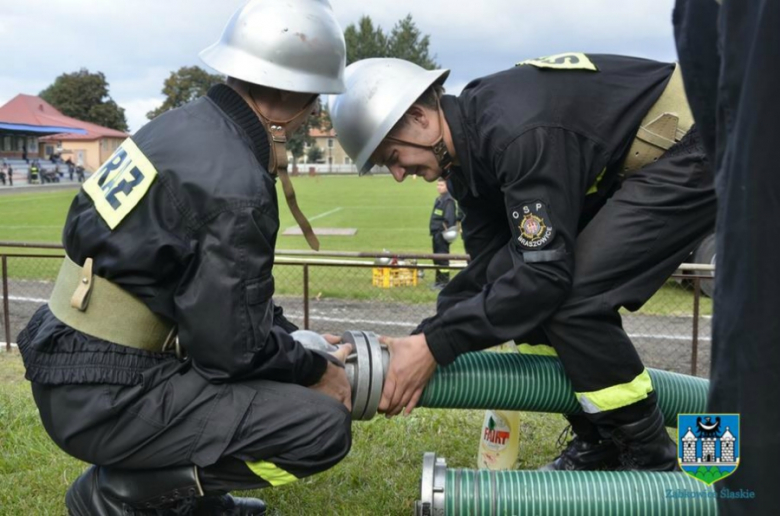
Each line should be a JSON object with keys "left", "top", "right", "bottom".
{"left": 1, "top": 0, "right": 679, "bottom": 133}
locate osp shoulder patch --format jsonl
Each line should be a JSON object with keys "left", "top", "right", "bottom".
{"left": 510, "top": 201, "right": 555, "bottom": 250}
{"left": 516, "top": 52, "right": 598, "bottom": 72}
{"left": 82, "top": 138, "right": 158, "bottom": 230}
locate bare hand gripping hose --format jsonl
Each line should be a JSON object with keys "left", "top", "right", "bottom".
{"left": 297, "top": 332, "right": 709, "bottom": 425}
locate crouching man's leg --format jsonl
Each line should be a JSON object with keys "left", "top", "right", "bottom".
{"left": 33, "top": 372, "right": 349, "bottom": 515}
{"left": 196, "top": 379, "right": 352, "bottom": 494}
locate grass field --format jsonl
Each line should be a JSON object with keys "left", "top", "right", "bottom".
{"left": 0, "top": 176, "right": 711, "bottom": 315}
{"left": 0, "top": 179, "right": 696, "bottom": 513}
{"left": 0, "top": 352, "right": 568, "bottom": 515}
{"left": 0, "top": 176, "right": 466, "bottom": 254}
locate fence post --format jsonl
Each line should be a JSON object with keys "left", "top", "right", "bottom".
{"left": 303, "top": 264, "right": 310, "bottom": 330}
{"left": 691, "top": 276, "right": 701, "bottom": 377}
{"left": 2, "top": 256, "right": 11, "bottom": 352}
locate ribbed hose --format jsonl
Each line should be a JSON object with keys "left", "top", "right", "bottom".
{"left": 419, "top": 353, "right": 709, "bottom": 427}
{"left": 446, "top": 469, "right": 716, "bottom": 515}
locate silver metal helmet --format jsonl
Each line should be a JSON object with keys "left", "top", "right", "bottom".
{"left": 199, "top": 0, "right": 346, "bottom": 94}
{"left": 330, "top": 58, "right": 450, "bottom": 174}
{"left": 442, "top": 227, "right": 458, "bottom": 244}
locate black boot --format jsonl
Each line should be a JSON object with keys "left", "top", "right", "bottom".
{"left": 66, "top": 465, "right": 267, "bottom": 516}
{"left": 66, "top": 465, "right": 205, "bottom": 515}
{"left": 539, "top": 414, "right": 620, "bottom": 471}
{"left": 194, "top": 494, "right": 266, "bottom": 515}
{"left": 610, "top": 405, "right": 679, "bottom": 471}
{"left": 66, "top": 465, "right": 204, "bottom": 515}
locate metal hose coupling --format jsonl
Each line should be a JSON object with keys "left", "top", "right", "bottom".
{"left": 294, "top": 331, "right": 710, "bottom": 426}
{"left": 292, "top": 330, "right": 389, "bottom": 420}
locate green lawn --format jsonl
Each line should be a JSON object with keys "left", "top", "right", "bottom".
{"left": 0, "top": 352, "right": 567, "bottom": 515}
{"left": 0, "top": 176, "right": 465, "bottom": 254}
{"left": 0, "top": 179, "right": 697, "bottom": 513}
{"left": 0, "top": 176, "right": 709, "bottom": 314}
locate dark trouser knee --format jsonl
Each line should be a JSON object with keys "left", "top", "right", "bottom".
{"left": 201, "top": 402, "right": 351, "bottom": 493}
{"left": 311, "top": 402, "right": 352, "bottom": 469}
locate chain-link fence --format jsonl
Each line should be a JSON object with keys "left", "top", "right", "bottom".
{"left": 1, "top": 246, "right": 714, "bottom": 378}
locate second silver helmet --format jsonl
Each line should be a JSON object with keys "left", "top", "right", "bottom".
{"left": 330, "top": 58, "right": 450, "bottom": 174}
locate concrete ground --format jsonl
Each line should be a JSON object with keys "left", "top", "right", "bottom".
{"left": 1, "top": 278, "right": 711, "bottom": 378}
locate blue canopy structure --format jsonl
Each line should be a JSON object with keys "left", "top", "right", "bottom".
{"left": 0, "top": 122, "right": 87, "bottom": 135}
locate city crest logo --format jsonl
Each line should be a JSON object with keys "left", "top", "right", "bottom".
{"left": 678, "top": 413, "right": 740, "bottom": 485}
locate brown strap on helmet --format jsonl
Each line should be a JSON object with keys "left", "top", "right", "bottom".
{"left": 385, "top": 94, "right": 455, "bottom": 175}
{"left": 266, "top": 122, "right": 320, "bottom": 251}
{"left": 238, "top": 84, "right": 321, "bottom": 251}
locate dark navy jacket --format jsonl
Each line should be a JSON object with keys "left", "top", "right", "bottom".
{"left": 421, "top": 54, "right": 675, "bottom": 365}
{"left": 18, "top": 85, "right": 327, "bottom": 387}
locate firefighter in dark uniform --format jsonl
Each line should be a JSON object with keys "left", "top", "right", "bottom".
{"left": 429, "top": 178, "right": 457, "bottom": 288}
{"left": 16, "top": 1, "right": 352, "bottom": 514}
{"left": 331, "top": 55, "right": 716, "bottom": 471}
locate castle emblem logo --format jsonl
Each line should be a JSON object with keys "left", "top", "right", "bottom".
{"left": 678, "top": 413, "right": 740, "bottom": 485}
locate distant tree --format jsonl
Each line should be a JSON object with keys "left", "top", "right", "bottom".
{"left": 387, "top": 15, "right": 438, "bottom": 69}
{"left": 307, "top": 145, "right": 324, "bottom": 163}
{"left": 344, "top": 16, "right": 389, "bottom": 65}
{"left": 288, "top": 98, "right": 328, "bottom": 169}
{"left": 344, "top": 14, "right": 438, "bottom": 69}
{"left": 319, "top": 104, "right": 333, "bottom": 131}
{"left": 147, "top": 66, "right": 223, "bottom": 120}
{"left": 40, "top": 69, "right": 128, "bottom": 132}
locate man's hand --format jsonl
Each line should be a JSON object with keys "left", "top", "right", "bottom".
{"left": 310, "top": 343, "right": 353, "bottom": 411}
{"left": 321, "top": 334, "right": 342, "bottom": 346}
{"left": 378, "top": 333, "right": 437, "bottom": 417}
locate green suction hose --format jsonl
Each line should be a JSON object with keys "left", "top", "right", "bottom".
{"left": 417, "top": 453, "right": 717, "bottom": 515}
{"left": 419, "top": 353, "right": 708, "bottom": 427}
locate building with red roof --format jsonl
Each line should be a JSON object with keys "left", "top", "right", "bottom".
{"left": 0, "top": 94, "right": 128, "bottom": 171}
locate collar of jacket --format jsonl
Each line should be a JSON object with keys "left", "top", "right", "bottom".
{"left": 207, "top": 84, "right": 271, "bottom": 172}
{"left": 440, "top": 94, "right": 479, "bottom": 198}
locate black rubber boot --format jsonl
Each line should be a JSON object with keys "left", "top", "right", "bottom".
{"left": 66, "top": 465, "right": 202, "bottom": 515}
{"left": 194, "top": 494, "right": 266, "bottom": 515}
{"left": 539, "top": 414, "right": 620, "bottom": 471}
{"left": 610, "top": 405, "right": 679, "bottom": 471}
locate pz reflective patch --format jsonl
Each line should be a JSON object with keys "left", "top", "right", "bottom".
{"left": 516, "top": 52, "right": 598, "bottom": 72}
{"left": 510, "top": 201, "right": 555, "bottom": 250}
{"left": 83, "top": 138, "right": 158, "bottom": 230}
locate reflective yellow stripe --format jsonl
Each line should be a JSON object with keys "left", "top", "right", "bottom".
{"left": 575, "top": 369, "right": 654, "bottom": 413}
{"left": 245, "top": 460, "right": 298, "bottom": 487}
{"left": 516, "top": 343, "right": 558, "bottom": 357}
{"left": 586, "top": 167, "right": 607, "bottom": 195}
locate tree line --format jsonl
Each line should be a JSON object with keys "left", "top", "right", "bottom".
{"left": 38, "top": 14, "right": 438, "bottom": 165}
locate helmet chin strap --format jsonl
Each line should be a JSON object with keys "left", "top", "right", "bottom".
{"left": 239, "top": 84, "right": 321, "bottom": 251}
{"left": 385, "top": 100, "right": 455, "bottom": 179}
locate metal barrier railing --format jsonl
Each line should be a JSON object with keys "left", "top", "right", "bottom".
{"left": 0, "top": 243, "right": 715, "bottom": 377}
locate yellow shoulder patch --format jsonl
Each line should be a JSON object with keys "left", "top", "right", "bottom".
{"left": 516, "top": 52, "right": 598, "bottom": 72}
{"left": 82, "top": 138, "right": 158, "bottom": 230}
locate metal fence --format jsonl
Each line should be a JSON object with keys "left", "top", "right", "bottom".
{"left": 1, "top": 243, "right": 714, "bottom": 377}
